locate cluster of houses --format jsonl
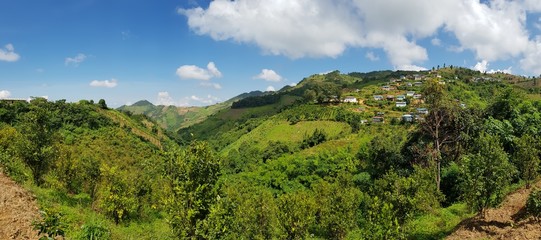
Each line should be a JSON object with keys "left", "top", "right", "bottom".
{"left": 339, "top": 73, "right": 443, "bottom": 124}
{"left": 368, "top": 107, "right": 429, "bottom": 124}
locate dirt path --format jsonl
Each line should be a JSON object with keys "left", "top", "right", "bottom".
{"left": 447, "top": 181, "right": 541, "bottom": 240}
{"left": 0, "top": 172, "right": 40, "bottom": 240}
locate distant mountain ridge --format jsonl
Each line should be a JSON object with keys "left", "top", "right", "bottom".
{"left": 117, "top": 91, "right": 266, "bottom": 132}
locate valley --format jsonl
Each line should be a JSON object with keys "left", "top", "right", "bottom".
{"left": 1, "top": 67, "right": 541, "bottom": 239}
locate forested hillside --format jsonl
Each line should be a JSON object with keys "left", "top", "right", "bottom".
{"left": 2, "top": 67, "right": 541, "bottom": 239}
{"left": 118, "top": 91, "right": 266, "bottom": 132}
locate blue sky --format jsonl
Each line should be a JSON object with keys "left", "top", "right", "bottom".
{"left": 1, "top": 0, "right": 541, "bottom": 107}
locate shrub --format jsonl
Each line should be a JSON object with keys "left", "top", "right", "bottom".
{"left": 32, "top": 210, "right": 66, "bottom": 240}
{"left": 78, "top": 222, "right": 111, "bottom": 240}
{"left": 526, "top": 189, "right": 541, "bottom": 220}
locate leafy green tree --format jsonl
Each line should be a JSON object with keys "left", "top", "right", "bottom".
{"left": 278, "top": 190, "right": 317, "bottom": 239}
{"left": 303, "top": 89, "right": 317, "bottom": 103}
{"left": 362, "top": 130, "right": 408, "bottom": 178}
{"left": 166, "top": 141, "right": 220, "bottom": 239}
{"left": 312, "top": 179, "right": 363, "bottom": 239}
{"left": 512, "top": 134, "right": 540, "bottom": 188}
{"left": 372, "top": 167, "right": 442, "bottom": 223}
{"left": 361, "top": 197, "right": 404, "bottom": 240}
{"left": 460, "top": 132, "right": 515, "bottom": 214}
{"left": 300, "top": 128, "right": 327, "bottom": 149}
{"left": 16, "top": 101, "right": 57, "bottom": 184}
{"left": 97, "top": 164, "right": 137, "bottom": 224}
{"left": 98, "top": 99, "right": 108, "bottom": 109}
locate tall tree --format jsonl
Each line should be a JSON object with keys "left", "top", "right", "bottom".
{"left": 16, "top": 99, "right": 57, "bottom": 184}
{"left": 420, "top": 80, "right": 461, "bottom": 191}
{"left": 460, "top": 132, "right": 515, "bottom": 214}
{"left": 166, "top": 141, "right": 220, "bottom": 239}
{"left": 513, "top": 134, "right": 540, "bottom": 189}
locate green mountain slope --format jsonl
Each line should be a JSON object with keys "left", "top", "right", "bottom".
{"left": 118, "top": 91, "right": 266, "bottom": 132}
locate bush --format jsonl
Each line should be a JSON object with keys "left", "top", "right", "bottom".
{"left": 300, "top": 128, "right": 327, "bottom": 149}
{"left": 32, "top": 210, "right": 66, "bottom": 240}
{"left": 78, "top": 222, "right": 111, "bottom": 240}
{"left": 0, "top": 151, "right": 32, "bottom": 184}
{"left": 526, "top": 189, "right": 541, "bottom": 219}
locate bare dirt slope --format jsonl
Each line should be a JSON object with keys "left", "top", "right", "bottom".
{"left": 447, "top": 181, "right": 541, "bottom": 240}
{"left": 0, "top": 172, "right": 40, "bottom": 240}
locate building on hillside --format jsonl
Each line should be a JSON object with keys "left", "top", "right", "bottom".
{"left": 373, "top": 95, "right": 384, "bottom": 101}
{"left": 396, "top": 102, "right": 407, "bottom": 108}
{"left": 343, "top": 96, "right": 358, "bottom": 103}
{"left": 386, "top": 95, "right": 395, "bottom": 101}
{"left": 406, "top": 91, "right": 415, "bottom": 97}
{"left": 413, "top": 94, "right": 423, "bottom": 99}
{"left": 417, "top": 108, "right": 429, "bottom": 115}
{"left": 414, "top": 81, "right": 423, "bottom": 87}
{"left": 396, "top": 95, "right": 406, "bottom": 101}
{"left": 382, "top": 85, "right": 391, "bottom": 91}
{"left": 402, "top": 114, "right": 414, "bottom": 122}
{"left": 372, "top": 116, "right": 384, "bottom": 123}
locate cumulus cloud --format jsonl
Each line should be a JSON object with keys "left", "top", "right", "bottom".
{"left": 180, "top": 0, "right": 541, "bottom": 74}
{"left": 365, "top": 51, "right": 379, "bottom": 61}
{"left": 431, "top": 38, "right": 442, "bottom": 46}
{"left": 254, "top": 69, "right": 282, "bottom": 82}
{"left": 65, "top": 53, "right": 87, "bottom": 66}
{"left": 266, "top": 86, "right": 276, "bottom": 92}
{"left": 189, "top": 95, "right": 220, "bottom": 104}
{"left": 156, "top": 91, "right": 176, "bottom": 106}
{"left": 0, "top": 44, "right": 20, "bottom": 62}
{"left": 156, "top": 92, "right": 221, "bottom": 106}
{"left": 89, "top": 79, "right": 118, "bottom": 88}
{"left": 176, "top": 62, "right": 222, "bottom": 80}
{"left": 473, "top": 60, "right": 512, "bottom": 74}
{"left": 0, "top": 90, "right": 11, "bottom": 99}
{"left": 520, "top": 37, "right": 541, "bottom": 75}
{"left": 200, "top": 82, "right": 222, "bottom": 89}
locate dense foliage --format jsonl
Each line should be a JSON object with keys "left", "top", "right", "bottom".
{"left": 2, "top": 68, "right": 541, "bottom": 239}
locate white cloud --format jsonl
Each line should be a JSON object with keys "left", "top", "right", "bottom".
{"left": 431, "top": 38, "right": 441, "bottom": 46}
{"left": 89, "top": 78, "right": 118, "bottom": 88}
{"left": 0, "top": 90, "right": 11, "bottom": 99}
{"left": 521, "top": 37, "right": 541, "bottom": 75}
{"left": 0, "top": 44, "right": 20, "bottom": 62}
{"left": 365, "top": 51, "right": 379, "bottom": 61}
{"left": 266, "top": 86, "right": 276, "bottom": 92}
{"left": 290, "top": 82, "right": 298, "bottom": 87}
{"left": 206, "top": 62, "right": 222, "bottom": 78}
{"left": 65, "top": 53, "right": 87, "bottom": 66}
{"left": 189, "top": 94, "right": 220, "bottom": 104}
{"left": 473, "top": 60, "right": 489, "bottom": 72}
{"left": 254, "top": 69, "right": 282, "bottom": 82}
{"left": 396, "top": 65, "right": 427, "bottom": 71}
{"left": 156, "top": 91, "right": 176, "bottom": 106}
{"left": 155, "top": 92, "right": 220, "bottom": 106}
{"left": 179, "top": 0, "right": 541, "bottom": 74}
{"left": 200, "top": 82, "right": 222, "bottom": 89}
{"left": 176, "top": 61, "right": 222, "bottom": 80}
{"left": 472, "top": 60, "right": 513, "bottom": 74}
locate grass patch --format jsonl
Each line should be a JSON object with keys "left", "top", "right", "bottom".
{"left": 29, "top": 186, "right": 172, "bottom": 239}
{"left": 406, "top": 203, "right": 474, "bottom": 240}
